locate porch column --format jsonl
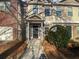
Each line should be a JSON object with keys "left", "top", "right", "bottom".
{"left": 27, "top": 22, "right": 30, "bottom": 42}
{"left": 71, "top": 25, "right": 74, "bottom": 40}
{"left": 41, "top": 22, "right": 44, "bottom": 40}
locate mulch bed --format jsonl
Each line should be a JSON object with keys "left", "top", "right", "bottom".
{"left": 43, "top": 40, "right": 79, "bottom": 59}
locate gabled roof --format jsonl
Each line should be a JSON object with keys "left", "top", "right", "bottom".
{"left": 27, "top": 14, "right": 42, "bottom": 20}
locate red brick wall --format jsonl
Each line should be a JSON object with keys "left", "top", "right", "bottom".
{"left": 0, "top": 0, "right": 18, "bottom": 40}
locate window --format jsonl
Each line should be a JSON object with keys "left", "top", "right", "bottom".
{"left": 45, "top": 8, "right": 51, "bottom": 16}
{"left": 56, "top": 7, "right": 62, "bottom": 16}
{"left": 66, "top": 26, "right": 72, "bottom": 38}
{"left": 0, "top": 0, "right": 10, "bottom": 11}
{"left": 77, "top": 25, "right": 79, "bottom": 34}
{"left": 0, "top": 27, "right": 13, "bottom": 41}
{"left": 33, "top": 5, "right": 38, "bottom": 14}
{"left": 68, "top": 7, "right": 73, "bottom": 16}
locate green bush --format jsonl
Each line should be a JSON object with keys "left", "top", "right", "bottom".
{"left": 47, "top": 25, "right": 71, "bottom": 48}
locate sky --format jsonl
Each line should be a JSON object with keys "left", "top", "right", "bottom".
{"left": 51, "top": 0, "right": 62, "bottom": 2}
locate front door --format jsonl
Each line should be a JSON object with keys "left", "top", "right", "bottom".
{"left": 33, "top": 26, "right": 38, "bottom": 38}
{"left": 30, "top": 23, "right": 41, "bottom": 39}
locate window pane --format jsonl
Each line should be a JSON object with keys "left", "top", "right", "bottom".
{"left": 56, "top": 7, "right": 62, "bottom": 16}
{"left": 68, "top": 7, "right": 72, "bottom": 12}
{"left": 66, "top": 26, "right": 72, "bottom": 38}
{"left": 0, "top": 2, "right": 5, "bottom": 11}
{"left": 77, "top": 25, "right": 79, "bottom": 34}
{"left": 0, "top": 27, "right": 13, "bottom": 41}
{"left": 45, "top": 8, "right": 51, "bottom": 16}
{"left": 68, "top": 12, "right": 72, "bottom": 16}
{"left": 68, "top": 7, "right": 73, "bottom": 16}
{"left": 33, "top": 5, "right": 38, "bottom": 14}
{"left": 56, "top": 11, "right": 61, "bottom": 16}
{"left": 0, "top": 2, "right": 10, "bottom": 11}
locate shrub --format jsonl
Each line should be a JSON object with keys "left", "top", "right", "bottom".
{"left": 47, "top": 25, "right": 71, "bottom": 48}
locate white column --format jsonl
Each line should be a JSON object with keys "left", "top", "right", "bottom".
{"left": 27, "top": 22, "right": 29, "bottom": 42}
{"left": 31, "top": 27, "right": 33, "bottom": 39}
{"left": 41, "top": 22, "right": 44, "bottom": 40}
{"left": 71, "top": 24, "right": 74, "bottom": 40}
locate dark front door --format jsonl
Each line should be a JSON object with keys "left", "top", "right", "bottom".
{"left": 33, "top": 26, "right": 38, "bottom": 38}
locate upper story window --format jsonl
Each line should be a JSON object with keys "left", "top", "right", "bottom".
{"left": 56, "top": 7, "right": 62, "bottom": 16}
{"left": 67, "top": 7, "right": 73, "bottom": 16}
{"left": 0, "top": 0, "right": 10, "bottom": 11}
{"left": 33, "top": 5, "right": 38, "bottom": 14}
{"left": 45, "top": 6, "right": 51, "bottom": 16}
{"left": 76, "top": 25, "right": 79, "bottom": 35}
{"left": 45, "top": 8, "right": 51, "bottom": 16}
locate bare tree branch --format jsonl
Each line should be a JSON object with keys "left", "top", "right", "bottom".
{"left": 3, "top": 0, "right": 21, "bottom": 25}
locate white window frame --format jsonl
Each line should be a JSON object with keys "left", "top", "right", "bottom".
{"left": 0, "top": 27, "right": 13, "bottom": 41}
{"left": 67, "top": 7, "right": 73, "bottom": 16}
{"left": 0, "top": 1, "right": 10, "bottom": 11}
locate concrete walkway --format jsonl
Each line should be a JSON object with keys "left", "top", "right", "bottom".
{"left": 20, "top": 39, "right": 46, "bottom": 59}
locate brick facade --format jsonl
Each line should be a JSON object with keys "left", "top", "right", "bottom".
{"left": 0, "top": 0, "right": 18, "bottom": 40}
